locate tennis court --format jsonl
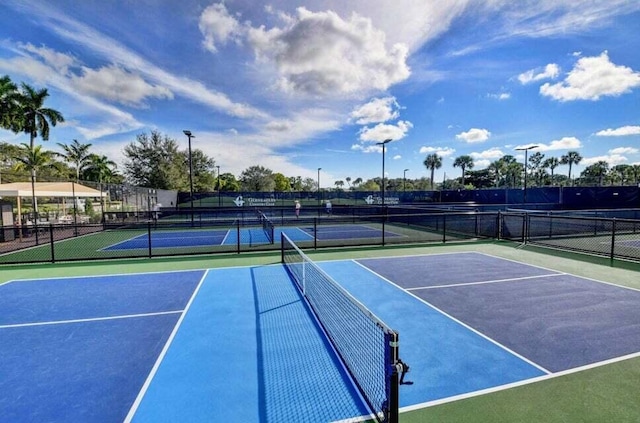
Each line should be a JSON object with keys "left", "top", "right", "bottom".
{"left": 2, "top": 240, "right": 640, "bottom": 422}
{"left": 99, "top": 223, "right": 403, "bottom": 251}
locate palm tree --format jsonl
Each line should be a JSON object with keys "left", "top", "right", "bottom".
{"left": 353, "top": 177, "right": 363, "bottom": 188}
{"left": 543, "top": 157, "right": 560, "bottom": 186}
{"left": 57, "top": 139, "right": 93, "bottom": 182}
{"left": 423, "top": 153, "right": 442, "bottom": 189}
{"left": 334, "top": 180, "right": 344, "bottom": 190}
{"left": 84, "top": 154, "right": 118, "bottom": 215}
{"left": 561, "top": 151, "right": 582, "bottom": 186}
{"left": 0, "top": 75, "right": 21, "bottom": 131}
{"left": 453, "top": 155, "right": 474, "bottom": 187}
{"left": 19, "top": 83, "right": 65, "bottom": 149}
{"left": 84, "top": 154, "right": 117, "bottom": 184}
{"left": 13, "top": 143, "right": 56, "bottom": 216}
{"left": 345, "top": 176, "right": 351, "bottom": 189}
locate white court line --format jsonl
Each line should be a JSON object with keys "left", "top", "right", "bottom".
{"left": 0, "top": 310, "right": 183, "bottom": 329}
{"left": 123, "top": 269, "right": 210, "bottom": 423}
{"left": 4, "top": 267, "right": 210, "bottom": 285}
{"left": 400, "top": 350, "right": 640, "bottom": 414}
{"left": 220, "top": 228, "right": 232, "bottom": 245}
{"left": 351, "top": 259, "right": 552, "bottom": 375}
{"left": 407, "top": 272, "right": 565, "bottom": 291}
{"left": 476, "top": 251, "right": 640, "bottom": 294}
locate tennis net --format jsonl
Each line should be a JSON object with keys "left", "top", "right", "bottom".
{"left": 256, "top": 210, "right": 275, "bottom": 244}
{"left": 281, "top": 233, "right": 401, "bottom": 423}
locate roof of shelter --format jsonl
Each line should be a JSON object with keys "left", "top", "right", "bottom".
{"left": 0, "top": 182, "right": 107, "bottom": 198}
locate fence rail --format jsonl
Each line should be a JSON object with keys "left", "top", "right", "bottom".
{"left": 501, "top": 212, "right": 640, "bottom": 262}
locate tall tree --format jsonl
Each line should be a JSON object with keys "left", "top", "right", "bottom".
{"left": 13, "top": 143, "right": 56, "bottom": 214}
{"left": 57, "top": 139, "right": 93, "bottom": 181}
{"left": 543, "top": 157, "right": 560, "bottom": 186}
{"left": 528, "top": 152, "right": 546, "bottom": 186}
{"left": 579, "top": 161, "right": 609, "bottom": 186}
{"left": 453, "top": 155, "right": 474, "bottom": 187}
{"left": 19, "top": 83, "right": 65, "bottom": 149}
{"left": 123, "top": 130, "right": 214, "bottom": 191}
{"left": 631, "top": 164, "right": 640, "bottom": 185}
{"left": 0, "top": 75, "right": 21, "bottom": 131}
{"left": 272, "top": 172, "right": 290, "bottom": 191}
{"left": 334, "top": 180, "right": 345, "bottom": 190}
{"left": 487, "top": 160, "right": 503, "bottom": 187}
{"left": 611, "top": 164, "right": 631, "bottom": 185}
{"left": 239, "top": 165, "right": 275, "bottom": 191}
{"left": 423, "top": 153, "right": 442, "bottom": 189}
{"left": 83, "top": 154, "right": 118, "bottom": 185}
{"left": 561, "top": 151, "right": 582, "bottom": 186}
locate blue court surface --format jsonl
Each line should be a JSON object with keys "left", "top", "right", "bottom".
{"left": 102, "top": 224, "right": 399, "bottom": 250}
{"left": 3, "top": 252, "right": 640, "bottom": 421}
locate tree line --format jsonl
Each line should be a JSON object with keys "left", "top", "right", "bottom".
{"left": 423, "top": 151, "right": 640, "bottom": 190}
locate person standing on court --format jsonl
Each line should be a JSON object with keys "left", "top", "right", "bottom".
{"left": 325, "top": 200, "right": 332, "bottom": 216}
{"left": 295, "top": 200, "right": 301, "bottom": 218}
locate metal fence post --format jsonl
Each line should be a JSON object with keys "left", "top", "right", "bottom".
{"left": 610, "top": 218, "right": 616, "bottom": 264}
{"left": 147, "top": 220, "right": 152, "bottom": 258}
{"left": 314, "top": 218, "right": 318, "bottom": 250}
{"left": 49, "top": 223, "right": 55, "bottom": 263}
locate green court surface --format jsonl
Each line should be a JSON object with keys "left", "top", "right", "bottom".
{"left": 2, "top": 240, "right": 640, "bottom": 422}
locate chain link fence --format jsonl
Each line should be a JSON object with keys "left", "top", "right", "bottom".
{"left": 1, "top": 207, "right": 639, "bottom": 265}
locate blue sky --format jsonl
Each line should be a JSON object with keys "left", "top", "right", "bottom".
{"left": 1, "top": 0, "right": 639, "bottom": 187}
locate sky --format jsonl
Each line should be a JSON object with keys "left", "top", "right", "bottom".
{"left": 0, "top": 0, "right": 639, "bottom": 187}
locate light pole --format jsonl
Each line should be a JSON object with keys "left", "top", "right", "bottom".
{"left": 317, "top": 167, "right": 322, "bottom": 208}
{"left": 216, "top": 165, "right": 221, "bottom": 207}
{"left": 403, "top": 168, "right": 409, "bottom": 193}
{"left": 376, "top": 139, "right": 393, "bottom": 205}
{"left": 515, "top": 145, "right": 538, "bottom": 203}
{"left": 183, "top": 130, "right": 195, "bottom": 224}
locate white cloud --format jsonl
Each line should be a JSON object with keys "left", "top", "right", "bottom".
{"left": 595, "top": 125, "right": 640, "bottom": 136}
{"left": 393, "top": 155, "right": 402, "bottom": 160}
{"left": 475, "top": 159, "right": 490, "bottom": 168}
{"left": 419, "top": 146, "right": 455, "bottom": 157}
{"left": 609, "top": 147, "right": 639, "bottom": 155}
{"left": 199, "top": 3, "right": 241, "bottom": 53}
{"left": 70, "top": 65, "right": 173, "bottom": 107}
{"left": 351, "top": 143, "right": 383, "bottom": 153}
{"left": 518, "top": 63, "right": 560, "bottom": 84}
{"left": 470, "top": 147, "right": 505, "bottom": 160}
{"left": 487, "top": 92, "right": 511, "bottom": 100}
{"left": 456, "top": 128, "right": 491, "bottom": 143}
{"left": 350, "top": 97, "right": 400, "bottom": 125}
{"left": 582, "top": 154, "right": 627, "bottom": 166}
{"left": 22, "top": 42, "right": 77, "bottom": 73}
{"left": 247, "top": 7, "right": 410, "bottom": 96}
{"left": 540, "top": 51, "right": 640, "bottom": 101}
{"left": 516, "top": 137, "right": 582, "bottom": 152}
{"left": 25, "top": 9, "right": 268, "bottom": 120}
{"left": 357, "top": 120, "right": 413, "bottom": 143}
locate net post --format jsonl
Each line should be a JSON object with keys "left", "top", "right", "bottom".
{"left": 280, "top": 232, "right": 285, "bottom": 263}
{"left": 388, "top": 331, "right": 400, "bottom": 423}
{"left": 302, "top": 256, "right": 306, "bottom": 295}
